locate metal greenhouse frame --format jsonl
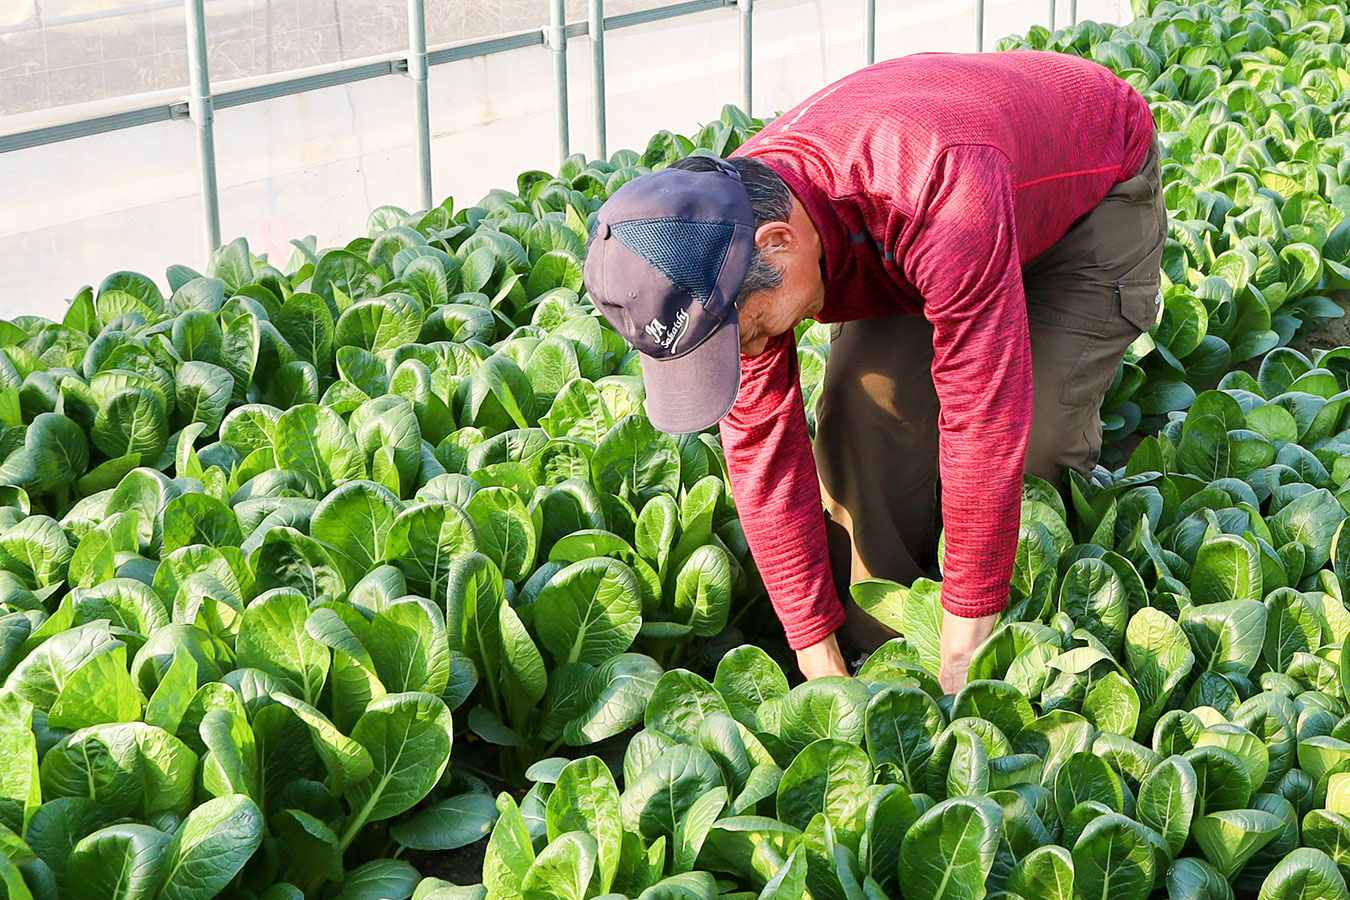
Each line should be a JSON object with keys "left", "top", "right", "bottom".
{"left": 0, "top": 0, "right": 1078, "bottom": 263}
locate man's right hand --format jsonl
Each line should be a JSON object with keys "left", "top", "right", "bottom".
{"left": 796, "top": 633, "right": 850, "bottom": 679}
{"left": 938, "top": 610, "right": 999, "bottom": 694}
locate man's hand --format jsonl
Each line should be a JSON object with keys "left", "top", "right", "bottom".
{"left": 938, "top": 611, "right": 998, "bottom": 694}
{"left": 796, "top": 633, "right": 850, "bottom": 680}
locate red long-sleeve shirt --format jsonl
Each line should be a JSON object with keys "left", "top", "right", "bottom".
{"left": 724, "top": 51, "right": 1154, "bottom": 650}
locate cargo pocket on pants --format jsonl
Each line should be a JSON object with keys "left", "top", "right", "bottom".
{"left": 1118, "top": 280, "right": 1161, "bottom": 333}
{"left": 1116, "top": 229, "right": 1165, "bottom": 334}
{"left": 1056, "top": 320, "right": 1117, "bottom": 409}
{"left": 1048, "top": 273, "right": 1160, "bottom": 410}
{"left": 1054, "top": 264, "right": 1160, "bottom": 408}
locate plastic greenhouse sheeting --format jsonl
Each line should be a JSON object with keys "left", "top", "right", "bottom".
{"left": 0, "top": 0, "right": 1130, "bottom": 318}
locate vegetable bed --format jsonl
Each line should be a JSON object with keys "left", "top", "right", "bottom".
{"left": 0, "top": 0, "right": 1348, "bottom": 898}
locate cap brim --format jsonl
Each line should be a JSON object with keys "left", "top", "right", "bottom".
{"left": 638, "top": 317, "right": 741, "bottom": 435}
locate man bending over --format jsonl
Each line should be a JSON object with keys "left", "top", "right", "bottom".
{"left": 582, "top": 50, "right": 1163, "bottom": 691}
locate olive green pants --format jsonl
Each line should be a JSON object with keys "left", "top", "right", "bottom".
{"left": 817, "top": 140, "right": 1167, "bottom": 657}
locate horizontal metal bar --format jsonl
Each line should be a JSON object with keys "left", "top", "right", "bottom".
{"left": 0, "top": 59, "right": 400, "bottom": 152}
{"left": 213, "top": 60, "right": 398, "bottom": 110}
{"left": 0, "top": 105, "right": 176, "bottom": 153}
{"left": 0, "top": 0, "right": 735, "bottom": 155}
{"left": 605, "top": 0, "right": 727, "bottom": 31}
{"left": 426, "top": 29, "right": 546, "bottom": 66}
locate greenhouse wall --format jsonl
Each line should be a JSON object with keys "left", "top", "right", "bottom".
{"left": 0, "top": 0, "right": 1131, "bottom": 319}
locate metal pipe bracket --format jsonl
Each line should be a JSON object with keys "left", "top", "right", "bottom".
{"left": 185, "top": 95, "right": 214, "bottom": 127}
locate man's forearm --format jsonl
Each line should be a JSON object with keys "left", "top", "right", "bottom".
{"left": 718, "top": 332, "right": 850, "bottom": 662}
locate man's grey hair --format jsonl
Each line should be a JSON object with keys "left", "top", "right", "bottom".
{"left": 669, "top": 155, "right": 792, "bottom": 306}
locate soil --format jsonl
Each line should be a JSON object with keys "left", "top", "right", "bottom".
{"left": 1234, "top": 290, "right": 1350, "bottom": 381}
{"left": 1290, "top": 290, "right": 1350, "bottom": 356}
{"left": 409, "top": 837, "right": 489, "bottom": 886}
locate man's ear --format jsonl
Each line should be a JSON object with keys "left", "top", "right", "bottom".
{"left": 754, "top": 221, "right": 795, "bottom": 255}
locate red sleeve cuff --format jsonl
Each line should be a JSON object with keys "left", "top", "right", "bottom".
{"left": 940, "top": 592, "right": 1007, "bottom": 618}
{"left": 783, "top": 603, "right": 848, "bottom": 651}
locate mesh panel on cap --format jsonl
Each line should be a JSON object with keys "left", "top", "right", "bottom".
{"left": 609, "top": 218, "right": 734, "bottom": 306}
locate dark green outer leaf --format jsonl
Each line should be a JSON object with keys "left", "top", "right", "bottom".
{"left": 1137, "top": 755, "right": 1197, "bottom": 858}
{"left": 345, "top": 692, "right": 454, "bottom": 827}
{"left": 620, "top": 744, "right": 723, "bottom": 845}
{"left": 158, "top": 794, "right": 264, "bottom": 900}
{"left": 330, "top": 858, "right": 421, "bottom": 900}
{"left": 534, "top": 557, "right": 642, "bottom": 666}
{"left": 1255, "top": 847, "right": 1349, "bottom": 900}
{"left": 897, "top": 795, "right": 1002, "bottom": 900}
{"left": 1007, "top": 843, "right": 1073, "bottom": 900}
{"left": 65, "top": 823, "right": 170, "bottom": 900}
{"left": 390, "top": 793, "right": 498, "bottom": 852}
{"left": 1071, "top": 813, "right": 1156, "bottom": 900}
{"left": 775, "top": 738, "right": 871, "bottom": 834}
{"left": 546, "top": 757, "right": 621, "bottom": 892}
{"left": 1165, "top": 857, "right": 1233, "bottom": 900}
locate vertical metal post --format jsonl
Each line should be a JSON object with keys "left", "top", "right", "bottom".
{"left": 973, "top": 0, "right": 984, "bottom": 51}
{"left": 408, "top": 0, "right": 432, "bottom": 210}
{"left": 738, "top": 0, "right": 753, "bottom": 115}
{"left": 865, "top": 0, "right": 876, "bottom": 65}
{"left": 1069, "top": 0, "right": 1077, "bottom": 25}
{"left": 548, "top": 0, "right": 570, "bottom": 163}
{"left": 1048, "top": 0, "right": 1056, "bottom": 28}
{"left": 589, "top": 0, "right": 607, "bottom": 160}
{"left": 184, "top": 0, "right": 220, "bottom": 258}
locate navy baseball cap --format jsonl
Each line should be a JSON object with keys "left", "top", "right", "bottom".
{"left": 583, "top": 159, "right": 756, "bottom": 434}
